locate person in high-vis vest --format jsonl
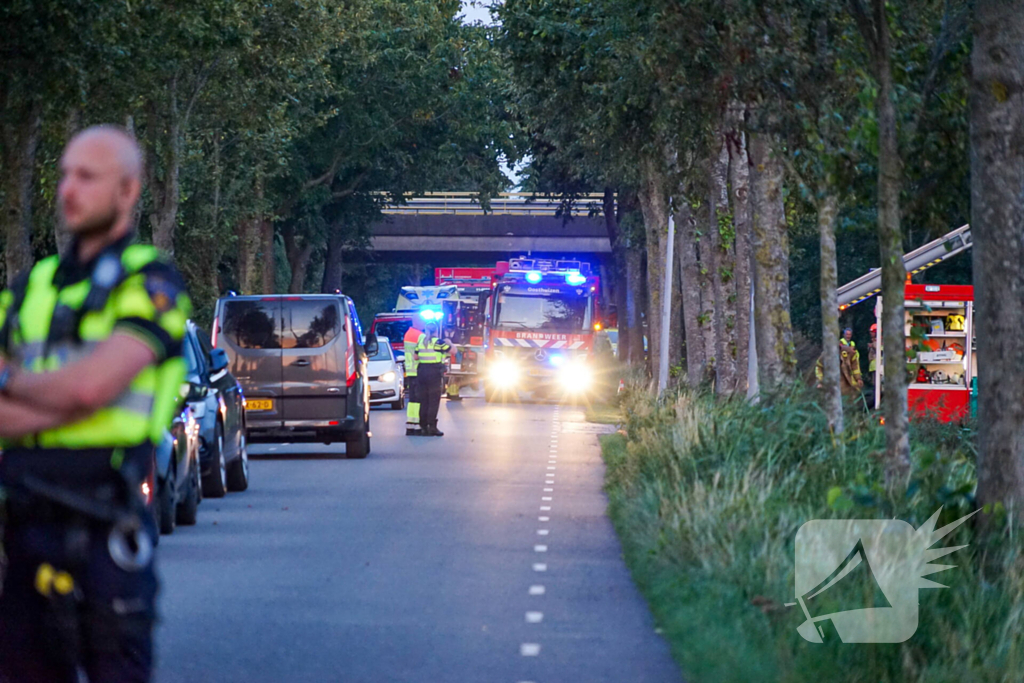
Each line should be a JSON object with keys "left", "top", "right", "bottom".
{"left": 415, "top": 322, "right": 452, "bottom": 437}
{"left": 0, "top": 126, "right": 190, "bottom": 683}
{"left": 404, "top": 318, "right": 426, "bottom": 435}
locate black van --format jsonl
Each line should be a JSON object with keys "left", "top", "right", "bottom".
{"left": 211, "top": 294, "right": 376, "bottom": 458}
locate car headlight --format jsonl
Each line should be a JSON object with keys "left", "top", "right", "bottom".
{"left": 489, "top": 359, "right": 520, "bottom": 387}
{"left": 380, "top": 371, "right": 396, "bottom": 383}
{"left": 559, "top": 361, "right": 593, "bottom": 392}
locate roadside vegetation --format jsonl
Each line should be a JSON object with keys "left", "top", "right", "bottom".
{"left": 600, "top": 384, "right": 1022, "bottom": 682}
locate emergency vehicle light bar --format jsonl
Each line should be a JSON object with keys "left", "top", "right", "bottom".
{"left": 508, "top": 257, "right": 592, "bottom": 276}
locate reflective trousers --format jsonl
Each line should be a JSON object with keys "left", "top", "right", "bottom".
{"left": 418, "top": 363, "right": 444, "bottom": 430}
{"left": 405, "top": 373, "right": 421, "bottom": 430}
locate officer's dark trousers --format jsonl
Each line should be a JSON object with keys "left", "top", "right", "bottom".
{"left": 0, "top": 450, "right": 157, "bottom": 683}
{"left": 418, "top": 363, "right": 444, "bottom": 430}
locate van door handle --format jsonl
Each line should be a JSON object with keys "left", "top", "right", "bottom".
{"left": 327, "top": 388, "right": 341, "bottom": 393}
{"left": 293, "top": 359, "right": 311, "bottom": 367}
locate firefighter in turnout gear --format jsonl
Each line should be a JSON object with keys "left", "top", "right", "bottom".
{"left": 0, "top": 126, "right": 190, "bottom": 683}
{"left": 415, "top": 322, "right": 451, "bottom": 437}
{"left": 404, "top": 318, "right": 427, "bottom": 435}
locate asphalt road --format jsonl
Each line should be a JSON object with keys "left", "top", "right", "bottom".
{"left": 155, "top": 398, "right": 680, "bottom": 683}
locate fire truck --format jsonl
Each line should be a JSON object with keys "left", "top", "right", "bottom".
{"left": 434, "top": 268, "right": 495, "bottom": 388}
{"left": 483, "top": 257, "right": 601, "bottom": 401}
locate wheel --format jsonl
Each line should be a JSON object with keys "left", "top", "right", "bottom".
{"left": 176, "top": 454, "right": 200, "bottom": 526}
{"left": 390, "top": 396, "right": 404, "bottom": 410}
{"left": 227, "top": 429, "right": 249, "bottom": 492}
{"left": 346, "top": 424, "right": 370, "bottom": 460}
{"left": 158, "top": 475, "right": 176, "bottom": 535}
{"left": 202, "top": 421, "right": 228, "bottom": 498}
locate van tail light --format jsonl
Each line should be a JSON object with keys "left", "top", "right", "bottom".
{"left": 141, "top": 460, "right": 156, "bottom": 507}
{"left": 345, "top": 321, "right": 357, "bottom": 387}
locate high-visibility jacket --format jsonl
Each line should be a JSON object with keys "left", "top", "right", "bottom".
{"left": 0, "top": 243, "right": 190, "bottom": 450}
{"left": 404, "top": 327, "right": 425, "bottom": 377}
{"left": 415, "top": 335, "right": 451, "bottom": 365}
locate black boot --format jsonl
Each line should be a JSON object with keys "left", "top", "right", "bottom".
{"left": 430, "top": 424, "right": 444, "bottom": 437}
{"left": 407, "top": 427, "right": 423, "bottom": 436}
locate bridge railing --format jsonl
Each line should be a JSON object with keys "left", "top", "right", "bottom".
{"left": 381, "top": 192, "right": 607, "bottom": 217}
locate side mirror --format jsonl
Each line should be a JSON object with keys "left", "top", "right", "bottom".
{"left": 186, "top": 382, "right": 209, "bottom": 402}
{"left": 363, "top": 336, "right": 379, "bottom": 357}
{"left": 209, "top": 348, "right": 229, "bottom": 373}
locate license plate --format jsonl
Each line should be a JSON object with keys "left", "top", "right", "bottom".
{"left": 530, "top": 369, "right": 551, "bottom": 378}
{"left": 245, "top": 399, "right": 273, "bottom": 411}
{"left": 450, "top": 363, "right": 462, "bottom": 370}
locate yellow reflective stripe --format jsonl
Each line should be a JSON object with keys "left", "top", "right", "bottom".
{"left": 17, "top": 256, "right": 61, "bottom": 343}
{"left": 36, "top": 409, "right": 151, "bottom": 449}
{"left": 113, "top": 274, "right": 156, "bottom": 320}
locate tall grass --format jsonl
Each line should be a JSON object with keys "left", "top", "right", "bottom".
{"left": 601, "top": 383, "right": 1024, "bottom": 682}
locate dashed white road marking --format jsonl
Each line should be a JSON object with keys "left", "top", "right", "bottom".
{"left": 529, "top": 585, "right": 545, "bottom": 595}
{"left": 535, "top": 545, "right": 547, "bottom": 552}
{"left": 542, "top": 497, "right": 553, "bottom": 501}
{"left": 521, "top": 643, "right": 541, "bottom": 657}
{"left": 547, "top": 466, "right": 556, "bottom": 470}
{"left": 537, "top": 529, "right": 549, "bottom": 536}
{"left": 538, "top": 516, "right": 550, "bottom": 521}
{"left": 540, "top": 506, "right": 551, "bottom": 511}
{"left": 544, "top": 488, "right": 554, "bottom": 492}
{"left": 533, "top": 563, "right": 547, "bottom": 572}
{"left": 526, "top": 612, "right": 544, "bottom": 623}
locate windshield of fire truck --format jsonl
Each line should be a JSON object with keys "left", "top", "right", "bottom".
{"left": 494, "top": 292, "right": 591, "bottom": 332}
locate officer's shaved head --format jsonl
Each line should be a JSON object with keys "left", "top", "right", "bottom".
{"left": 69, "top": 125, "right": 143, "bottom": 181}
{"left": 59, "top": 125, "right": 144, "bottom": 241}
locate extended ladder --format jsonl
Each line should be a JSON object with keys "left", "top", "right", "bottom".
{"left": 837, "top": 224, "right": 972, "bottom": 310}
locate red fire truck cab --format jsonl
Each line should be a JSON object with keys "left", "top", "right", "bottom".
{"left": 483, "top": 257, "right": 601, "bottom": 402}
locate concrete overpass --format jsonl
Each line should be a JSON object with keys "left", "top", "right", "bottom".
{"left": 369, "top": 193, "right": 612, "bottom": 266}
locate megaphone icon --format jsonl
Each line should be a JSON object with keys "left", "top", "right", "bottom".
{"left": 796, "top": 539, "right": 892, "bottom": 642}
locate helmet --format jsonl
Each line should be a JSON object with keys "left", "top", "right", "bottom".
{"left": 932, "top": 370, "right": 949, "bottom": 384}
{"left": 870, "top": 323, "right": 878, "bottom": 334}
{"left": 916, "top": 367, "right": 931, "bottom": 384}
{"left": 947, "top": 314, "right": 965, "bottom": 331}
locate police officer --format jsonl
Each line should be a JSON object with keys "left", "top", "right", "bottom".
{"left": 0, "top": 126, "right": 190, "bottom": 682}
{"left": 415, "top": 322, "right": 451, "bottom": 437}
{"left": 403, "top": 317, "right": 426, "bottom": 435}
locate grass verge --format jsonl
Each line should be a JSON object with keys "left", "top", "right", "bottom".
{"left": 601, "top": 386, "right": 1023, "bottom": 683}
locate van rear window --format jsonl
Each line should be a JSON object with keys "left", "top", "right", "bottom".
{"left": 373, "top": 320, "right": 412, "bottom": 343}
{"left": 283, "top": 301, "right": 341, "bottom": 349}
{"left": 222, "top": 301, "right": 281, "bottom": 349}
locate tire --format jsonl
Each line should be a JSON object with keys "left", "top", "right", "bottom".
{"left": 227, "top": 430, "right": 250, "bottom": 492}
{"left": 346, "top": 425, "right": 370, "bottom": 460}
{"left": 176, "top": 455, "right": 200, "bottom": 526}
{"left": 158, "top": 476, "right": 176, "bottom": 535}
{"left": 390, "top": 397, "right": 404, "bottom": 410}
{"left": 202, "top": 421, "right": 228, "bottom": 498}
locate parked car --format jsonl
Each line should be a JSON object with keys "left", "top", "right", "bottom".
{"left": 212, "top": 293, "right": 376, "bottom": 458}
{"left": 153, "top": 404, "right": 202, "bottom": 537}
{"left": 368, "top": 335, "right": 404, "bottom": 410}
{"left": 183, "top": 320, "right": 249, "bottom": 497}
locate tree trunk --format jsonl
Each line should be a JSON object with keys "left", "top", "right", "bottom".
{"left": 749, "top": 134, "right": 796, "bottom": 389}
{"left": 677, "top": 201, "right": 708, "bottom": 388}
{"left": 322, "top": 227, "right": 346, "bottom": 294}
{"left": 283, "top": 226, "right": 314, "bottom": 294}
{"left": 727, "top": 121, "right": 753, "bottom": 396}
{"left": 56, "top": 108, "right": 82, "bottom": 258}
{"left": 873, "top": 0, "right": 910, "bottom": 476}
{"left": 710, "top": 136, "right": 735, "bottom": 395}
{"left": 1, "top": 105, "right": 41, "bottom": 285}
{"left": 260, "top": 217, "right": 275, "bottom": 294}
{"left": 818, "top": 193, "right": 844, "bottom": 433}
{"left": 145, "top": 93, "right": 181, "bottom": 258}
{"left": 625, "top": 241, "right": 646, "bottom": 367}
{"left": 971, "top": 0, "right": 1024, "bottom": 517}
{"left": 638, "top": 156, "right": 670, "bottom": 384}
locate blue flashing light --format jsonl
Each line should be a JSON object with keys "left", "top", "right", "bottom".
{"left": 525, "top": 271, "right": 543, "bottom": 284}
{"left": 419, "top": 308, "right": 441, "bottom": 322}
{"left": 549, "top": 353, "right": 565, "bottom": 367}
{"left": 565, "top": 273, "right": 587, "bottom": 286}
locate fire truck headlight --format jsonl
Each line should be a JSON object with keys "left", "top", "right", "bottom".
{"left": 559, "top": 361, "right": 593, "bottom": 392}
{"left": 490, "top": 359, "right": 520, "bottom": 387}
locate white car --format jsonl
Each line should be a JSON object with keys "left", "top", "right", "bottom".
{"left": 368, "top": 335, "right": 405, "bottom": 410}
